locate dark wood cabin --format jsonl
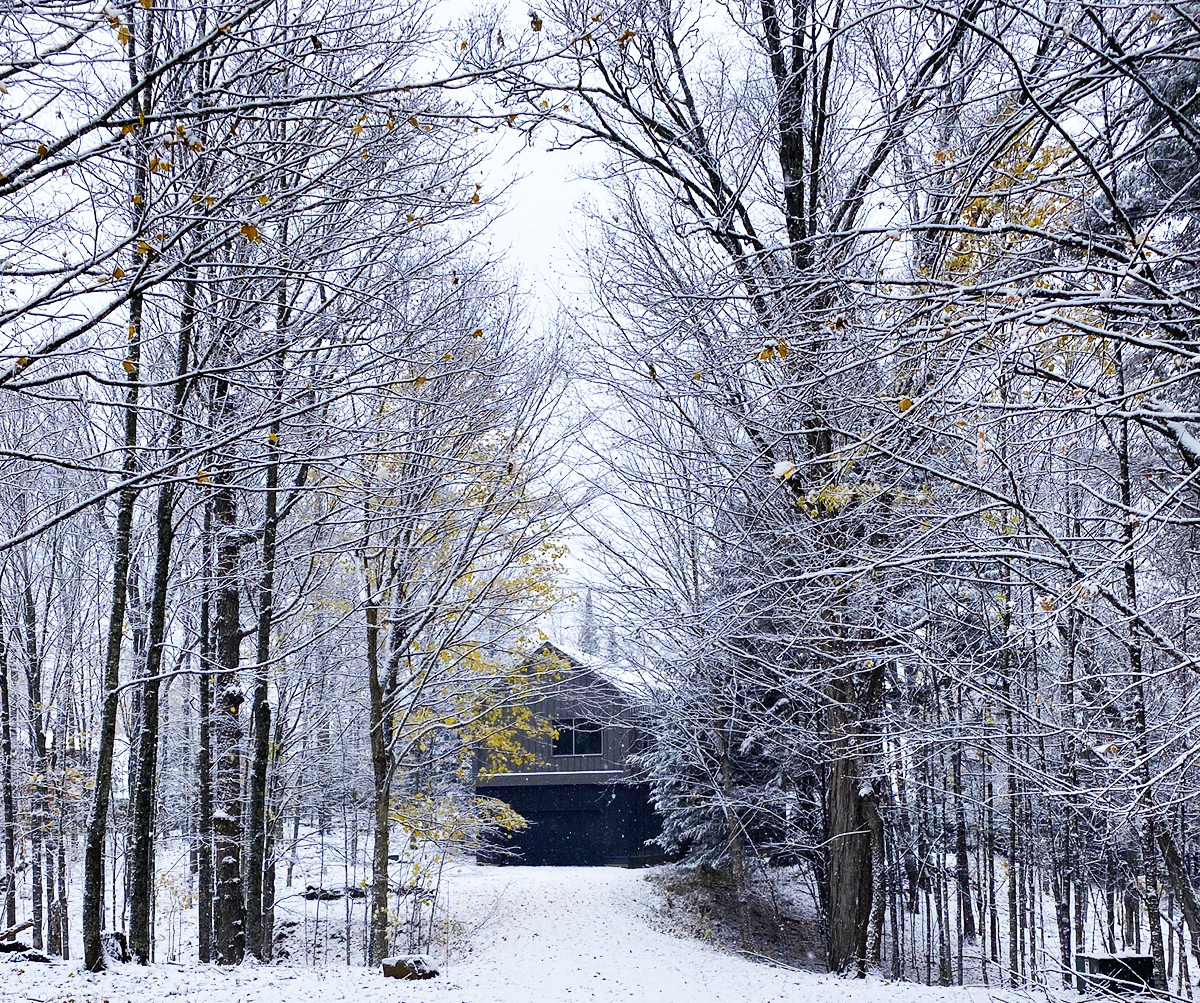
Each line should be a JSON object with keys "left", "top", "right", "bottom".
{"left": 476, "top": 643, "right": 663, "bottom": 867}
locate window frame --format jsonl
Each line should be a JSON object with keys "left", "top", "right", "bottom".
{"left": 551, "top": 717, "right": 603, "bottom": 757}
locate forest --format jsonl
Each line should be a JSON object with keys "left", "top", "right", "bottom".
{"left": 1, "top": 0, "right": 1199, "bottom": 992}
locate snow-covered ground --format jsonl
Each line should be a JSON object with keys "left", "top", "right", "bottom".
{"left": 1, "top": 862, "right": 1060, "bottom": 1003}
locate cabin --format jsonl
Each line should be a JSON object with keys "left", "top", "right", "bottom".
{"left": 476, "top": 643, "right": 663, "bottom": 867}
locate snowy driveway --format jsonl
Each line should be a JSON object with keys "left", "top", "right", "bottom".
{"left": 3, "top": 864, "right": 1010, "bottom": 1003}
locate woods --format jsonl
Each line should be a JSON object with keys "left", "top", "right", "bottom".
{"left": 3, "top": 0, "right": 1200, "bottom": 991}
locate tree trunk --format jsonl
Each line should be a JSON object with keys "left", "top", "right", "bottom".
{"left": 212, "top": 437, "right": 245, "bottom": 963}
{"left": 246, "top": 353, "right": 284, "bottom": 959}
{"left": 197, "top": 529, "right": 215, "bottom": 964}
{"left": 1158, "top": 828, "right": 1200, "bottom": 977}
{"left": 0, "top": 635, "right": 17, "bottom": 933}
{"left": 82, "top": 283, "right": 143, "bottom": 970}
{"left": 367, "top": 600, "right": 391, "bottom": 964}
{"left": 127, "top": 269, "right": 194, "bottom": 964}
{"left": 825, "top": 677, "right": 873, "bottom": 976}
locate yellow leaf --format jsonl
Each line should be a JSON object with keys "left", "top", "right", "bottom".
{"left": 132, "top": 194, "right": 143, "bottom": 204}
{"left": 191, "top": 194, "right": 201, "bottom": 202}
{"left": 257, "top": 194, "right": 269, "bottom": 206}
{"left": 472, "top": 193, "right": 480, "bottom": 203}
{"left": 268, "top": 432, "right": 277, "bottom": 444}
{"left": 413, "top": 375, "right": 427, "bottom": 387}
{"left": 541, "top": 100, "right": 549, "bottom": 108}
{"left": 205, "top": 196, "right": 216, "bottom": 206}
{"left": 135, "top": 240, "right": 151, "bottom": 255}
{"left": 461, "top": 41, "right": 468, "bottom": 50}
{"left": 140, "top": 0, "right": 152, "bottom": 8}
{"left": 406, "top": 214, "right": 416, "bottom": 222}
{"left": 121, "top": 124, "right": 135, "bottom": 136}
{"left": 898, "top": 396, "right": 913, "bottom": 412}
{"left": 37, "top": 144, "right": 48, "bottom": 158}
{"left": 240, "top": 222, "right": 260, "bottom": 242}
{"left": 692, "top": 372, "right": 702, "bottom": 381}
{"left": 408, "top": 115, "right": 419, "bottom": 128}
{"left": 190, "top": 140, "right": 202, "bottom": 152}
{"left": 196, "top": 471, "right": 210, "bottom": 484}
{"left": 118, "top": 25, "right": 131, "bottom": 44}
{"left": 353, "top": 122, "right": 363, "bottom": 135}
{"left": 471, "top": 329, "right": 483, "bottom": 338}
{"left": 618, "top": 29, "right": 636, "bottom": 44}
{"left": 387, "top": 118, "right": 395, "bottom": 130}
{"left": 122, "top": 358, "right": 136, "bottom": 374}
{"left": 112, "top": 267, "right": 125, "bottom": 279}
{"left": 758, "top": 346, "right": 775, "bottom": 360}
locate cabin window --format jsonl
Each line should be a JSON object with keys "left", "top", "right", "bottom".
{"left": 552, "top": 718, "right": 602, "bottom": 757}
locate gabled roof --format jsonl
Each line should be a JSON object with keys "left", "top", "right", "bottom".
{"left": 529, "top": 641, "right": 651, "bottom": 701}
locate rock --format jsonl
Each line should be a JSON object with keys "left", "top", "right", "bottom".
{"left": 0, "top": 941, "right": 32, "bottom": 954}
{"left": 304, "top": 885, "right": 343, "bottom": 901}
{"left": 102, "top": 929, "right": 131, "bottom": 963}
{"left": 1, "top": 949, "right": 51, "bottom": 964}
{"left": 381, "top": 955, "right": 439, "bottom": 980}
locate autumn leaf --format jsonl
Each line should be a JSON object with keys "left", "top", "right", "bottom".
{"left": 414, "top": 375, "right": 428, "bottom": 387}
{"left": 898, "top": 396, "right": 914, "bottom": 412}
{"left": 132, "top": 194, "right": 143, "bottom": 204}
{"left": 240, "top": 223, "right": 261, "bottom": 242}
{"left": 118, "top": 24, "right": 131, "bottom": 45}
{"left": 257, "top": 194, "right": 269, "bottom": 206}
{"left": 196, "top": 471, "right": 210, "bottom": 484}
{"left": 135, "top": 240, "right": 151, "bottom": 255}
{"left": 36, "top": 144, "right": 48, "bottom": 158}
{"left": 408, "top": 115, "right": 419, "bottom": 128}
{"left": 471, "top": 329, "right": 483, "bottom": 338}
{"left": 112, "top": 267, "right": 125, "bottom": 279}
{"left": 122, "top": 358, "right": 137, "bottom": 374}
{"left": 617, "top": 29, "right": 636, "bottom": 44}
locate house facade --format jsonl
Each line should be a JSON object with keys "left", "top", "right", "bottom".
{"left": 476, "top": 643, "right": 663, "bottom": 867}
